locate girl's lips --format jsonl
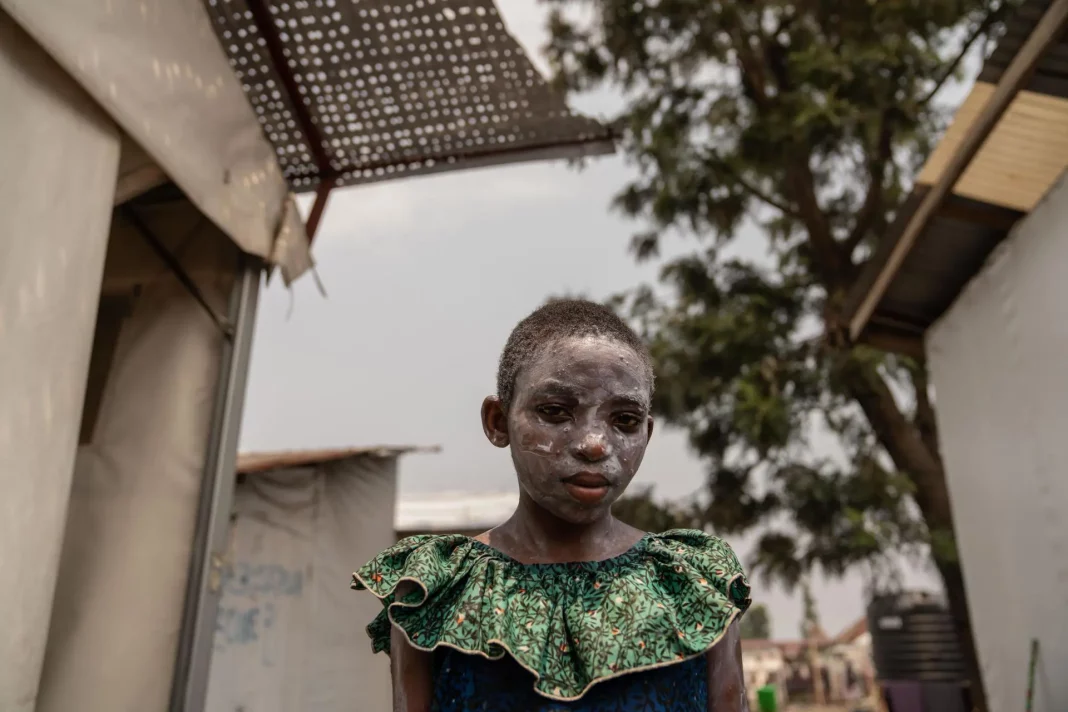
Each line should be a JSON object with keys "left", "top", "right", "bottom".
{"left": 563, "top": 482, "right": 611, "bottom": 504}
{"left": 565, "top": 472, "right": 610, "bottom": 487}
{"left": 563, "top": 473, "right": 612, "bottom": 504}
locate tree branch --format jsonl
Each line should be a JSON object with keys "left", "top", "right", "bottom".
{"left": 920, "top": 3, "right": 1008, "bottom": 106}
{"left": 712, "top": 157, "right": 801, "bottom": 218}
{"left": 836, "top": 356, "right": 951, "bottom": 524}
{"left": 844, "top": 111, "right": 895, "bottom": 261}
{"left": 908, "top": 359, "right": 940, "bottom": 459}
{"left": 749, "top": 33, "right": 844, "bottom": 285}
{"left": 784, "top": 158, "right": 845, "bottom": 285}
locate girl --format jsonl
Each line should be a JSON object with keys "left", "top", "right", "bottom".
{"left": 354, "top": 299, "right": 752, "bottom": 711}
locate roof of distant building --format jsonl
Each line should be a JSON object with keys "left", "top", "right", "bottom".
{"left": 833, "top": 617, "right": 869, "bottom": 645}
{"left": 237, "top": 445, "right": 439, "bottom": 475}
{"left": 739, "top": 615, "right": 868, "bottom": 656}
{"left": 395, "top": 490, "right": 519, "bottom": 533}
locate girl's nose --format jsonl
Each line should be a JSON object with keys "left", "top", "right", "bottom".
{"left": 573, "top": 431, "right": 609, "bottom": 462}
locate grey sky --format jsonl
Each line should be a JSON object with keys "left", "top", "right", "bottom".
{"left": 241, "top": 0, "right": 948, "bottom": 639}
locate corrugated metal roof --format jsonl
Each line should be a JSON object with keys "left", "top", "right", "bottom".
{"left": 875, "top": 195, "right": 1020, "bottom": 334}
{"left": 205, "top": 0, "right": 615, "bottom": 193}
{"left": 843, "top": 0, "right": 1063, "bottom": 350}
{"left": 980, "top": 0, "right": 1068, "bottom": 98}
{"left": 844, "top": 190, "right": 1023, "bottom": 340}
{"left": 237, "top": 445, "right": 439, "bottom": 474}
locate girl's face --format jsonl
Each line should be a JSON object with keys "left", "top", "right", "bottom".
{"left": 482, "top": 335, "right": 654, "bottom": 524}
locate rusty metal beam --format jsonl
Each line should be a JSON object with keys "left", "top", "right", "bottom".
{"left": 244, "top": 0, "right": 332, "bottom": 179}
{"left": 280, "top": 134, "right": 619, "bottom": 191}
{"left": 304, "top": 176, "right": 335, "bottom": 244}
{"left": 244, "top": 0, "right": 340, "bottom": 244}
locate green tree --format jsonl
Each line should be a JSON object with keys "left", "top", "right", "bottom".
{"left": 738, "top": 602, "right": 772, "bottom": 640}
{"left": 612, "top": 486, "right": 701, "bottom": 533}
{"left": 800, "top": 578, "right": 827, "bottom": 703}
{"left": 800, "top": 578, "right": 821, "bottom": 641}
{"left": 544, "top": 2, "right": 1011, "bottom": 708}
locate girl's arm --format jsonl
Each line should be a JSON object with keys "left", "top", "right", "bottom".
{"left": 390, "top": 625, "right": 433, "bottom": 712}
{"left": 706, "top": 621, "right": 750, "bottom": 712}
{"left": 389, "top": 582, "right": 433, "bottom": 712}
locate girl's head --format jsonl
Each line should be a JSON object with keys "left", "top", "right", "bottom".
{"left": 481, "top": 299, "right": 655, "bottom": 524}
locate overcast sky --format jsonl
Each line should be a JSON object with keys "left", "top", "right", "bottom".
{"left": 241, "top": 0, "right": 952, "bottom": 639}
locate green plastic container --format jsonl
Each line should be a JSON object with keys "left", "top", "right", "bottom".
{"left": 756, "top": 685, "right": 778, "bottom": 712}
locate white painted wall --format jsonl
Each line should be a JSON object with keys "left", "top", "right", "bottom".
{"left": 927, "top": 171, "right": 1068, "bottom": 712}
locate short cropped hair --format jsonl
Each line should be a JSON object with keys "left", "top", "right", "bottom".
{"left": 496, "top": 298, "right": 654, "bottom": 410}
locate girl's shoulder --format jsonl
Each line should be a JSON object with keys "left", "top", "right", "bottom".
{"left": 352, "top": 530, "right": 749, "bottom": 600}
{"left": 352, "top": 530, "right": 751, "bottom": 702}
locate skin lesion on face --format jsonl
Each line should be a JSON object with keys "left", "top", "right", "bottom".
{"left": 481, "top": 335, "right": 655, "bottom": 538}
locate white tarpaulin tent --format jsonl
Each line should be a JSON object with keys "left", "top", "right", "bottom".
{"left": 204, "top": 447, "right": 428, "bottom": 712}
{"left": 0, "top": 8, "right": 309, "bottom": 711}
{"left": 0, "top": 0, "right": 613, "bottom": 710}
{"left": 30, "top": 198, "right": 255, "bottom": 712}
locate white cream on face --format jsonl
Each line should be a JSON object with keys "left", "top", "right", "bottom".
{"left": 507, "top": 336, "right": 653, "bottom": 524}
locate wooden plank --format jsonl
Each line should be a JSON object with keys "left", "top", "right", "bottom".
{"left": 916, "top": 85, "right": 1068, "bottom": 211}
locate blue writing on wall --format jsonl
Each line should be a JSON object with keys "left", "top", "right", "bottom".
{"left": 213, "top": 561, "right": 302, "bottom": 652}
{"left": 220, "top": 563, "right": 303, "bottom": 597}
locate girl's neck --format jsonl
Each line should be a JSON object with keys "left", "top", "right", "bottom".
{"left": 482, "top": 492, "right": 643, "bottom": 565}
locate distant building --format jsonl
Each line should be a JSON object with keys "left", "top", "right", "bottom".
{"left": 740, "top": 639, "right": 790, "bottom": 696}
{"left": 207, "top": 446, "right": 434, "bottom": 712}
{"left": 395, "top": 491, "right": 519, "bottom": 539}
{"left": 740, "top": 617, "right": 874, "bottom": 708}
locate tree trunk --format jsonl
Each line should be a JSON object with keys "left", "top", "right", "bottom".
{"left": 839, "top": 359, "right": 990, "bottom": 712}
{"left": 808, "top": 640, "right": 826, "bottom": 704}
{"left": 934, "top": 556, "right": 987, "bottom": 712}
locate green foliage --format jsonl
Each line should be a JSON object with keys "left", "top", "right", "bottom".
{"left": 800, "top": 579, "right": 821, "bottom": 639}
{"left": 546, "top": 0, "right": 1011, "bottom": 592}
{"left": 738, "top": 602, "right": 772, "bottom": 640}
{"left": 612, "top": 486, "right": 702, "bottom": 533}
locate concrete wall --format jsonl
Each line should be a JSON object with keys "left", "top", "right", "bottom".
{"left": 927, "top": 171, "right": 1068, "bottom": 712}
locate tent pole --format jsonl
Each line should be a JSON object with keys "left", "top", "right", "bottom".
{"left": 169, "top": 254, "right": 262, "bottom": 712}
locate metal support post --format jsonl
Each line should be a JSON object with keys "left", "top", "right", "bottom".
{"left": 169, "top": 255, "right": 262, "bottom": 712}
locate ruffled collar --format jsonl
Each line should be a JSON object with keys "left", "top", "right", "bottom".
{"left": 353, "top": 530, "right": 751, "bottom": 701}
{"left": 464, "top": 533, "right": 652, "bottom": 574}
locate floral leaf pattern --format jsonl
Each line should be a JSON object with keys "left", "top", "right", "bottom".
{"left": 352, "top": 530, "right": 751, "bottom": 702}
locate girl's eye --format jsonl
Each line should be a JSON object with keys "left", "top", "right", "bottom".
{"left": 537, "top": 405, "right": 570, "bottom": 421}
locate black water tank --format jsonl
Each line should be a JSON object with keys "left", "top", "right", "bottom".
{"left": 867, "top": 591, "right": 967, "bottom": 682}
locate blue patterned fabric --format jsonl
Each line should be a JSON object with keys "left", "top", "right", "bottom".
{"left": 431, "top": 648, "right": 708, "bottom": 711}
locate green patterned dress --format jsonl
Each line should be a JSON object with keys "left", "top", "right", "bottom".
{"left": 352, "top": 530, "right": 751, "bottom": 711}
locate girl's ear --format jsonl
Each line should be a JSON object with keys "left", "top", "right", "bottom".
{"left": 481, "top": 396, "right": 510, "bottom": 448}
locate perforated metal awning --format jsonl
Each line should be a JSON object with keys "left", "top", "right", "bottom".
{"left": 204, "top": 0, "right": 615, "bottom": 195}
